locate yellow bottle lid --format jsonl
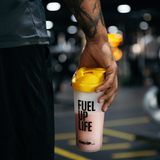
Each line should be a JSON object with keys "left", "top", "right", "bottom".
{"left": 72, "top": 67, "right": 106, "bottom": 92}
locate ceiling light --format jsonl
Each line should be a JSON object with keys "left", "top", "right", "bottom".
{"left": 68, "top": 38, "right": 76, "bottom": 45}
{"left": 46, "top": 2, "right": 61, "bottom": 11}
{"left": 139, "top": 21, "right": 149, "bottom": 30}
{"left": 117, "top": 30, "right": 123, "bottom": 35}
{"left": 108, "top": 26, "right": 118, "bottom": 34}
{"left": 117, "top": 4, "right": 131, "bottom": 13}
{"left": 67, "top": 26, "right": 78, "bottom": 34}
{"left": 46, "top": 21, "right": 54, "bottom": 29}
{"left": 71, "top": 15, "right": 77, "bottom": 22}
{"left": 47, "top": 30, "right": 51, "bottom": 37}
{"left": 58, "top": 54, "right": 67, "bottom": 63}
{"left": 143, "top": 13, "right": 152, "bottom": 21}
{"left": 132, "top": 44, "right": 142, "bottom": 54}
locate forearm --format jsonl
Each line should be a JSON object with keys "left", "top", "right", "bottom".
{"left": 64, "top": 0, "right": 108, "bottom": 43}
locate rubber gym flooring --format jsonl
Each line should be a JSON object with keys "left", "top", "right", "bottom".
{"left": 54, "top": 80, "right": 160, "bottom": 160}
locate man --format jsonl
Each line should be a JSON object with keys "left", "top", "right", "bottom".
{"left": 0, "top": 0, "right": 118, "bottom": 159}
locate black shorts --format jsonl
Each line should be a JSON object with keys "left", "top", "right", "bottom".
{"left": 0, "top": 45, "right": 54, "bottom": 160}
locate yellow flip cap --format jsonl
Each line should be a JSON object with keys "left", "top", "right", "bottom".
{"left": 72, "top": 67, "right": 106, "bottom": 92}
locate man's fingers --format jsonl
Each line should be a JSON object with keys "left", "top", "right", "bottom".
{"left": 101, "top": 92, "right": 117, "bottom": 112}
{"left": 95, "top": 72, "right": 116, "bottom": 93}
{"left": 95, "top": 63, "right": 118, "bottom": 93}
{"left": 98, "top": 85, "right": 117, "bottom": 103}
{"left": 95, "top": 77, "right": 114, "bottom": 93}
{"left": 97, "top": 75, "right": 118, "bottom": 112}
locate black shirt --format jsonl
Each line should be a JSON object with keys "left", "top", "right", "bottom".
{"left": 0, "top": 0, "right": 49, "bottom": 48}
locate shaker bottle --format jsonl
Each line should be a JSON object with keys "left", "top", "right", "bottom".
{"left": 72, "top": 67, "right": 106, "bottom": 152}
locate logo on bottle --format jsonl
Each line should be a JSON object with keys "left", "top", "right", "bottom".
{"left": 79, "top": 139, "right": 95, "bottom": 145}
{"left": 78, "top": 100, "right": 96, "bottom": 132}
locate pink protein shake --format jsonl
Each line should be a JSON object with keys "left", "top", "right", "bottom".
{"left": 75, "top": 112, "right": 104, "bottom": 152}
{"left": 72, "top": 67, "right": 106, "bottom": 152}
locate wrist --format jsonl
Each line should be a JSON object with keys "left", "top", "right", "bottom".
{"left": 86, "top": 29, "right": 108, "bottom": 44}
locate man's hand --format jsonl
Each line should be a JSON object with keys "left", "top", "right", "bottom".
{"left": 65, "top": 0, "right": 118, "bottom": 112}
{"left": 78, "top": 41, "right": 118, "bottom": 112}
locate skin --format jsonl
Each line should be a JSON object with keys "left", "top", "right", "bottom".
{"left": 65, "top": 0, "right": 118, "bottom": 112}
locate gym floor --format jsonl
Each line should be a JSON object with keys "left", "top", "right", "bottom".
{"left": 54, "top": 79, "right": 160, "bottom": 160}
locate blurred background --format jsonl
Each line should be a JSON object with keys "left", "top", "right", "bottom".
{"left": 42, "top": 0, "right": 160, "bottom": 159}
